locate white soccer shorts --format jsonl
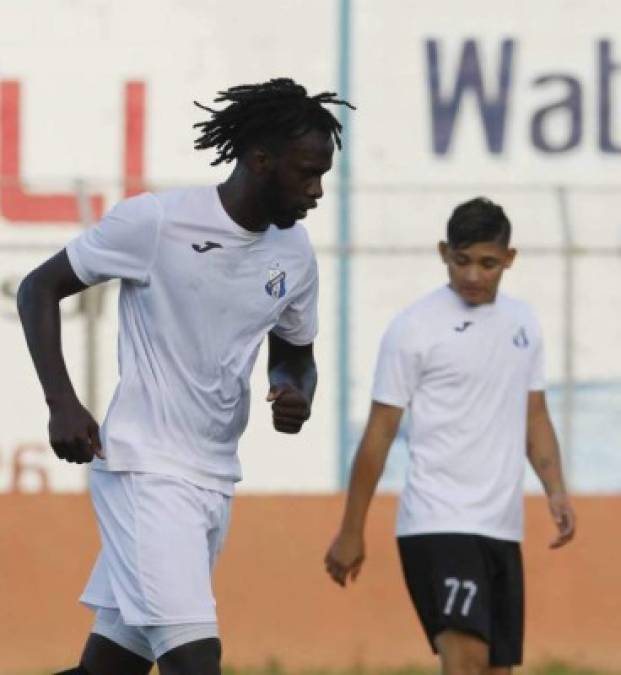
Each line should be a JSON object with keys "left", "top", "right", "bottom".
{"left": 80, "top": 469, "right": 231, "bottom": 627}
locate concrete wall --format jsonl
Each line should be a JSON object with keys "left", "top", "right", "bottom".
{"left": 1, "top": 495, "right": 620, "bottom": 673}
{"left": 1, "top": 1, "right": 620, "bottom": 493}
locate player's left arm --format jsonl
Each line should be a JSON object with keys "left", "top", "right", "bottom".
{"left": 266, "top": 331, "right": 317, "bottom": 434}
{"left": 526, "top": 390, "right": 576, "bottom": 548}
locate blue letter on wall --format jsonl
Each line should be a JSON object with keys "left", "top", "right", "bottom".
{"left": 426, "top": 39, "right": 514, "bottom": 155}
{"left": 531, "top": 75, "right": 583, "bottom": 153}
{"left": 599, "top": 40, "right": 621, "bottom": 153}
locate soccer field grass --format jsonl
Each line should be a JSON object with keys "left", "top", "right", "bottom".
{"left": 17, "top": 663, "right": 620, "bottom": 675}
{"left": 218, "top": 665, "right": 617, "bottom": 675}
{"left": 216, "top": 664, "right": 612, "bottom": 675}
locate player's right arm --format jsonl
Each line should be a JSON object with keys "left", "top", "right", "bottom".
{"left": 17, "top": 192, "right": 162, "bottom": 465}
{"left": 16, "top": 250, "right": 103, "bottom": 464}
{"left": 324, "top": 401, "right": 403, "bottom": 587}
{"left": 326, "top": 311, "right": 415, "bottom": 587}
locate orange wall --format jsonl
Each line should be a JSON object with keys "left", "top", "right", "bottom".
{"left": 1, "top": 495, "right": 620, "bottom": 674}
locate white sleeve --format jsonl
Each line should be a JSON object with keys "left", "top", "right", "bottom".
{"left": 529, "top": 322, "right": 546, "bottom": 392}
{"left": 271, "top": 254, "right": 318, "bottom": 346}
{"left": 371, "top": 315, "right": 420, "bottom": 409}
{"left": 65, "top": 193, "right": 163, "bottom": 286}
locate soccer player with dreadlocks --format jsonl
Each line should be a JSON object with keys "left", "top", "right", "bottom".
{"left": 17, "top": 78, "right": 354, "bottom": 675}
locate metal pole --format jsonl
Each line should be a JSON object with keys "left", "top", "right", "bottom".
{"left": 337, "top": 0, "right": 352, "bottom": 488}
{"left": 74, "top": 179, "right": 99, "bottom": 418}
{"left": 557, "top": 185, "right": 574, "bottom": 487}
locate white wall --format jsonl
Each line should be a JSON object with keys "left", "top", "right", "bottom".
{"left": 1, "top": 1, "right": 619, "bottom": 493}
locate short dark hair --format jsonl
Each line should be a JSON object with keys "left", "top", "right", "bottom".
{"left": 193, "top": 77, "right": 355, "bottom": 166}
{"left": 447, "top": 197, "right": 512, "bottom": 249}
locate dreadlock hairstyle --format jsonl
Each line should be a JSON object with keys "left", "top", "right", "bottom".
{"left": 193, "top": 78, "right": 355, "bottom": 166}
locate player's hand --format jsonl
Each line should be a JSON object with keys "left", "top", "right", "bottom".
{"left": 266, "top": 384, "right": 311, "bottom": 434}
{"left": 48, "top": 394, "right": 104, "bottom": 464}
{"left": 547, "top": 492, "right": 576, "bottom": 549}
{"left": 324, "top": 531, "right": 365, "bottom": 587}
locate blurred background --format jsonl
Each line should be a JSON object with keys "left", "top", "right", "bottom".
{"left": 0, "top": 1, "right": 619, "bottom": 673}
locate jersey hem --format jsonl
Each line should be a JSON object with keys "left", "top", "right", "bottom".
{"left": 91, "top": 461, "right": 236, "bottom": 496}
{"left": 80, "top": 596, "right": 117, "bottom": 610}
{"left": 395, "top": 524, "right": 523, "bottom": 542}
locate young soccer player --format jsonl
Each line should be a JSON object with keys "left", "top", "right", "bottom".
{"left": 17, "top": 78, "right": 353, "bottom": 675}
{"left": 325, "top": 197, "right": 575, "bottom": 675}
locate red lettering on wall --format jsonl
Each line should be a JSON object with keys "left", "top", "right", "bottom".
{"left": 11, "top": 443, "right": 49, "bottom": 493}
{"left": 124, "top": 81, "right": 146, "bottom": 198}
{"left": 0, "top": 80, "right": 105, "bottom": 223}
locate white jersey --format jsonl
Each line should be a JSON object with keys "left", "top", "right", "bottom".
{"left": 372, "top": 285, "right": 545, "bottom": 542}
{"left": 66, "top": 186, "right": 318, "bottom": 495}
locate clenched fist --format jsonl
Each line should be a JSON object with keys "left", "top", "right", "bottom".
{"left": 266, "top": 384, "right": 311, "bottom": 434}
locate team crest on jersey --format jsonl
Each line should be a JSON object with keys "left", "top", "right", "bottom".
{"left": 265, "top": 262, "right": 287, "bottom": 299}
{"left": 512, "top": 326, "right": 530, "bottom": 348}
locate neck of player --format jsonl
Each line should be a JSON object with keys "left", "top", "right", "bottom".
{"left": 218, "top": 167, "right": 271, "bottom": 233}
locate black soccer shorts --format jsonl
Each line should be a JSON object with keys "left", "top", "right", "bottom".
{"left": 397, "top": 533, "right": 524, "bottom": 667}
